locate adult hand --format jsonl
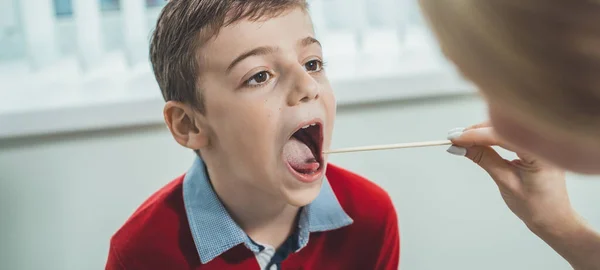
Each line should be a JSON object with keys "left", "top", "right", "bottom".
{"left": 446, "top": 122, "right": 600, "bottom": 270}
{"left": 446, "top": 122, "right": 575, "bottom": 232}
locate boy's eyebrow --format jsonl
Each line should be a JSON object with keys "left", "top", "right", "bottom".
{"left": 226, "top": 46, "right": 279, "bottom": 74}
{"left": 226, "top": 37, "right": 321, "bottom": 74}
{"left": 299, "top": 36, "right": 321, "bottom": 48}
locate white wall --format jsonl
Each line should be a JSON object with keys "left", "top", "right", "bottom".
{"left": 1, "top": 94, "right": 599, "bottom": 270}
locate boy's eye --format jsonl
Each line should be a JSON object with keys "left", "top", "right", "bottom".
{"left": 246, "top": 71, "right": 271, "bottom": 87}
{"left": 304, "top": 59, "right": 323, "bottom": 73}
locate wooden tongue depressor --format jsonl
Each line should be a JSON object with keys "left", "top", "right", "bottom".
{"left": 323, "top": 140, "right": 452, "bottom": 154}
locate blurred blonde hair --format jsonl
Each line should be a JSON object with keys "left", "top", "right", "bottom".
{"left": 419, "top": 0, "right": 600, "bottom": 136}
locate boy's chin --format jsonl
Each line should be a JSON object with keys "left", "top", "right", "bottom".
{"left": 282, "top": 180, "right": 323, "bottom": 207}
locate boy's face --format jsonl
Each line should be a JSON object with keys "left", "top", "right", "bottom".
{"left": 196, "top": 8, "right": 335, "bottom": 206}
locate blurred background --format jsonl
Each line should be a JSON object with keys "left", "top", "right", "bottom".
{"left": 1, "top": 0, "right": 599, "bottom": 269}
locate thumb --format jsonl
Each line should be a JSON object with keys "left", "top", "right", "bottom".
{"left": 449, "top": 127, "right": 500, "bottom": 147}
{"left": 449, "top": 127, "right": 519, "bottom": 154}
{"left": 448, "top": 145, "right": 516, "bottom": 187}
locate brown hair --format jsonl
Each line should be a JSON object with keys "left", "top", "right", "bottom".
{"left": 419, "top": 0, "right": 600, "bottom": 135}
{"left": 150, "top": 0, "right": 308, "bottom": 113}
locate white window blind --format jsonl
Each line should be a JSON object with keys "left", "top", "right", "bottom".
{"left": 0, "top": 0, "right": 472, "bottom": 139}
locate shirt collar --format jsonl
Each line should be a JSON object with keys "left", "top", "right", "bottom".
{"left": 182, "top": 156, "right": 353, "bottom": 264}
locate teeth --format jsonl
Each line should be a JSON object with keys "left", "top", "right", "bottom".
{"left": 300, "top": 123, "right": 318, "bottom": 129}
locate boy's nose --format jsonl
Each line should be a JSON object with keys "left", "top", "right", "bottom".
{"left": 287, "top": 66, "right": 320, "bottom": 106}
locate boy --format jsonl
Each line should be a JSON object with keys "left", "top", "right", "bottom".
{"left": 106, "top": 0, "right": 400, "bottom": 269}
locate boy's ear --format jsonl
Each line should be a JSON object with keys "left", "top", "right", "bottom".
{"left": 163, "top": 101, "right": 209, "bottom": 150}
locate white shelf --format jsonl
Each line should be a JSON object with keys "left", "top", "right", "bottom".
{"left": 0, "top": 71, "right": 473, "bottom": 140}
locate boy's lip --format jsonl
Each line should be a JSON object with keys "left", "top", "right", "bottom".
{"left": 285, "top": 161, "right": 325, "bottom": 183}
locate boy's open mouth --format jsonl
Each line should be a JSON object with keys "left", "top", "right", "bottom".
{"left": 283, "top": 122, "right": 324, "bottom": 176}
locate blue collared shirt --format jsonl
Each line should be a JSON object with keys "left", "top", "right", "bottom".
{"left": 182, "top": 157, "right": 353, "bottom": 264}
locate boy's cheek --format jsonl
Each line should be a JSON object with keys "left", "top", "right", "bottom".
{"left": 324, "top": 90, "right": 336, "bottom": 118}
{"left": 322, "top": 90, "right": 337, "bottom": 147}
{"left": 331, "top": 91, "right": 338, "bottom": 110}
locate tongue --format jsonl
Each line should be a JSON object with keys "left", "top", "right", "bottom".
{"left": 283, "top": 138, "right": 320, "bottom": 172}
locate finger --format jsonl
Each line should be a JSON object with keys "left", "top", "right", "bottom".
{"left": 449, "top": 127, "right": 522, "bottom": 154}
{"left": 449, "top": 127, "right": 499, "bottom": 146}
{"left": 463, "top": 121, "right": 492, "bottom": 131}
{"left": 447, "top": 122, "right": 490, "bottom": 134}
{"left": 449, "top": 145, "right": 518, "bottom": 188}
{"left": 466, "top": 146, "right": 512, "bottom": 178}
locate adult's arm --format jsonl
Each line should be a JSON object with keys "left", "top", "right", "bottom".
{"left": 529, "top": 209, "right": 600, "bottom": 270}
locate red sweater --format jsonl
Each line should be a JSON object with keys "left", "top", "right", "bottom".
{"left": 106, "top": 164, "right": 400, "bottom": 269}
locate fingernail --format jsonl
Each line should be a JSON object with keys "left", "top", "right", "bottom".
{"left": 447, "top": 130, "right": 464, "bottom": 140}
{"left": 448, "top": 127, "right": 465, "bottom": 134}
{"left": 446, "top": 146, "right": 467, "bottom": 156}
